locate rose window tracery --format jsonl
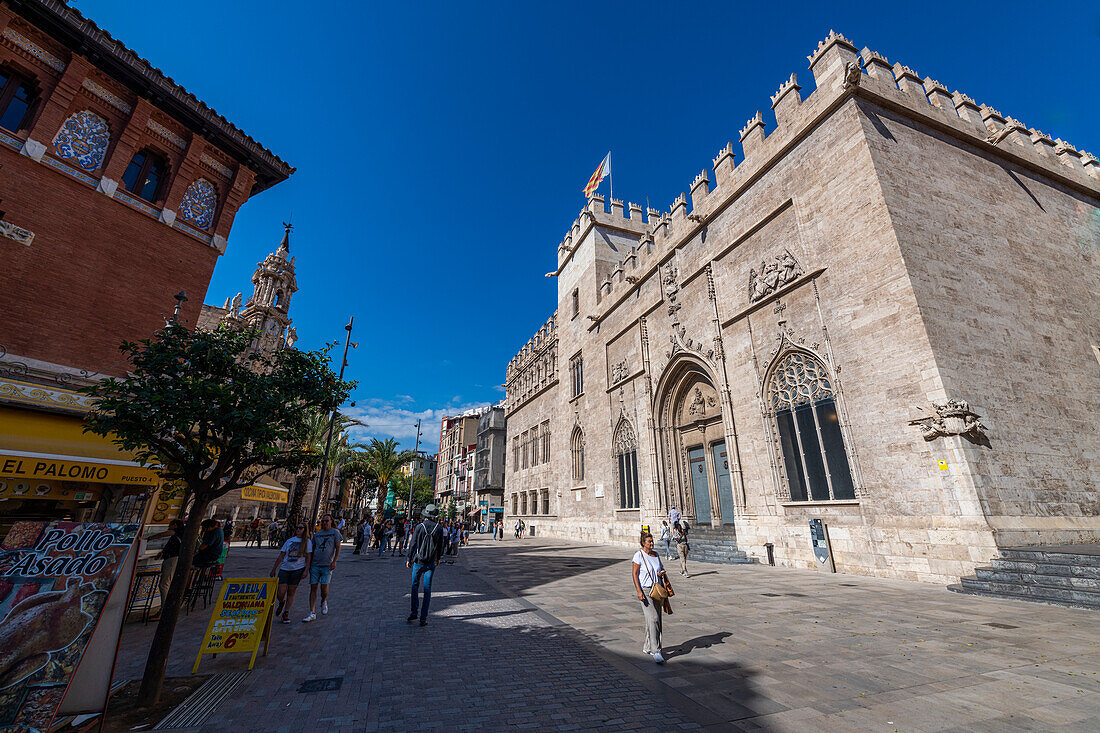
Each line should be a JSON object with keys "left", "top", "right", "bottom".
{"left": 768, "top": 352, "right": 833, "bottom": 409}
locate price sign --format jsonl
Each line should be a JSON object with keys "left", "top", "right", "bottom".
{"left": 193, "top": 577, "right": 276, "bottom": 672}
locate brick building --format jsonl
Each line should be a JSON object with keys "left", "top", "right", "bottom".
{"left": 504, "top": 31, "right": 1099, "bottom": 586}
{"left": 0, "top": 0, "right": 291, "bottom": 533}
{"left": 434, "top": 410, "right": 482, "bottom": 513}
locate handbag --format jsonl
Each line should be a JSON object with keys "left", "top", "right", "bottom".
{"left": 641, "top": 552, "right": 669, "bottom": 601}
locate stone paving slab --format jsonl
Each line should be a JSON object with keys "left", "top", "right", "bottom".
{"left": 461, "top": 535, "right": 1100, "bottom": 732}
{"left": 111, "top": 542, "right": 699, "bottom": 732}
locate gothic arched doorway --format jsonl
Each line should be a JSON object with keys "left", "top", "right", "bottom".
{"left": 654, "top": 356, "right": 737, "bottom": 526}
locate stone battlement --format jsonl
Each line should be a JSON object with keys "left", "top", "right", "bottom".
{"left": 506, "top": 312, "right": 558, "bottom": 380}
{"left": 557, "top": 28, "right": 1099, "bottom": 315}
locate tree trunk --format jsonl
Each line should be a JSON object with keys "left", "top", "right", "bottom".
{"left": 136, "top": 494, "right": 210, "bottom": 707}
{"left": 286, "top": 472, "right": 312, "bottom": 533}
{"left": 374, "top": 480, "right": 389, "bottom": 521}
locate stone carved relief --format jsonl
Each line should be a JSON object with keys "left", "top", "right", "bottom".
{"left": 749, "top": 250, "right": 804, "bottom": 303}
{"left": 663, "top": 266, "right": 681, "bottom": 319}
{"left": 910, "top": 400, "right": 988, "bottom": 444}
{"left": 0, "top": 220, "right": 34, "bottom": 246}
{"left": 687, "top": 386, "right": 718, "bottom": 416}
{"left": 667, "top": 325, "right": 716, "bottom": 365}
{"left": 610, "top": 360, "right": 629, "bottom": 384}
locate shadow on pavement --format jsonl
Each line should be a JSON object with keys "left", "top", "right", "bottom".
{"left": 665, "top": 631, "right": 732, "bottom": 659}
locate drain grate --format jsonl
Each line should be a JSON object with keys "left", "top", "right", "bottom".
{"left": 984, "top": 622, "right": 1018, "bottom": 629}
{"left": 155, "top": 672, "right": 249, "bottom": 729}
{"left": 299, "top": 677, "right": 343, "bottom": 693}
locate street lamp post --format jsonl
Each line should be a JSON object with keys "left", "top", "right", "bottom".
{"left": 405, "top": 418, "right": 422, "bottom": 517}
{"left": 308, "top": 317, "right": 354, "bottom": 528}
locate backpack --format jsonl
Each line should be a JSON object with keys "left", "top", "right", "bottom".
{"left": 412, "top": 521, "right": 445, "bottom": 565}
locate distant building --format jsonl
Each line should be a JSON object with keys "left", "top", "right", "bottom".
{"left": 399, "top": 451, "right": 438, "bottom": 483}
{"left": 434, "top": 410, "right": 484, "bottom": 512}
{"left": 473, "top": 405, "right": 507, "bottom": 528}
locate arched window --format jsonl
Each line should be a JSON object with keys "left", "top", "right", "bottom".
{"left": 121, "top": 148, "right": 167, "bottom": 202}
{"left": 570, "top": 426, "right": 585, "bottom": 483}
{"left": 767, "top": 352, "right": 855, "bottom": 502}
{"left": 614, "top": 418, "right": 640, "bottom": 509}
{"left": 53, "top": 110, "right": 109, "bottom": 171}
{"left": 275, "top": 290, "right": 285, "bottom": 308}
{"left": 178, "top": 178, "right": 217, "bottom": 228}
{"left": 0, "top": 68, "right": 36, "bottom": 132}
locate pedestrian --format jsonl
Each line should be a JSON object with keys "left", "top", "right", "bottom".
{"left": 303, "top": 514, "right": 342, "bottom": 622}
{"left": 378, "top": 519, "right": 391, "bottom": 558}
{"left": 337, "top": 517, "right": 346, "bottom": 533}
{"left": 372, "top": 519, "right": 385, "bottom": 554}
{"left": 674, "top": 521, "right": 691, "bottom": 578}
{"left": 632, "top": 531, "right": 671, "bottom": 664}
{"left": 193, "top": 519, "right": 223, "bottom": 569}
{"left": 392, "top": 517, "right": 406, "bottom": 557}
{"left": 496, "top": 520, "right": 504, "bottom": 541}
{"left": 514, "top": 519, "right": 521, "bottom": 539}
{"left": 668, "top": 506, "right": 681, "bottom": 528}
{"left": 406, "top": 503, "right": 446, "bottom": 627}
{"left": 354, "top": 522, "right": 365, "bottom": 555}
{"left": 152, "top": 519, "right": 184, "bottom": 611}
{"left": 660, "top": 520, "right": 673, "bottom": 560}
{"left": 222, "top": 517, "right": 234, "bottom": 542}
{"left": 268, "top": 520, "right": 280, "bottom": 548}
{"left": 272, "top": 521, "right": 311, "bottom": 624}
{"left": 248, "top": 517, "right": 261, "bottom": 547}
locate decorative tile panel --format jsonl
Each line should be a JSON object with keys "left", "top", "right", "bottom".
{"left": 177, "top": 179, "right": 216, "bottom": 229}
{"left": 0, "top": 129, "right": 20, "bottom": 150}
{"left": 200, "top": 153, "right": 233, "bottom": 179}
{"left": 114, "top": 189, "right": 159, "bottom": 218}
{"left": 0, "top": 378, "right": 95, "bottom": 412}
{"left": 53, "top": 111, "right": 110, "bottom": 171}
{"left": 82, "top": 79, "right": 132, "bottom": 114}
{"left": 42, "top": 154, "right": 97, "bottom": 186}
{"left": 1, "top": 27, "right": 66, "bottom": 71}
{"left": 146, "top": 119, "right": 186, "bottom": 149}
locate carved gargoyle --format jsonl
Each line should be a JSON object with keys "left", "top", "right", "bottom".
{"left": 843, "top": 61, "right": 862, "bottom": 89}
{"left": 910, "top": 399, "right": 988, "bottom": 444}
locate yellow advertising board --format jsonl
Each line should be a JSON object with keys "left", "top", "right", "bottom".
{"left": 193, "top": 577, "right": 276, "bottom": 672}
{"left": 0, "top": 454, "right": 159, "bottom": 485}
{"left": 242, "top": 485, "right": 288, "bottom": 504}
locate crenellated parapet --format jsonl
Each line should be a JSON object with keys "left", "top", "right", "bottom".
{"left": 555, "top": 28, "right": 1100, "bottom": 325}
{"left": 506, "top": 312, "right": 559, "bottom": 412}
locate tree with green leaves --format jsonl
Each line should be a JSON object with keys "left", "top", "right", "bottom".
{"left": 286, "top": 409, "right": 362, "bottom": 530}
{"left": 81, "top": 324, "right": 354, "bottom": 707}
{"left": 393, "top": 473, "right": 435, "bottom": 512}
{"left": 359, "top": 438, "right": 419, "bottom": 520}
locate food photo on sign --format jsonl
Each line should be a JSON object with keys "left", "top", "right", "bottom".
{"left": 0, "top": 521, "right": 139, "bottom": 732}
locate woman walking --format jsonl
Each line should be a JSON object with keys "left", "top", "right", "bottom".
{"left": 659, "top": 520, "right": 673, "bottom": 560}
{"left": 673, "top": 521, "right": 691, "bottom": 578}
{"left": 271, "top": 522, "right": 312, "bottom": 624}
{"left": 632, "top": 531, "right": 669, "bottom": 664}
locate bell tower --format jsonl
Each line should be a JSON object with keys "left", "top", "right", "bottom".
{"left": 241, "top": 222, "right": 298, "bottom": 354}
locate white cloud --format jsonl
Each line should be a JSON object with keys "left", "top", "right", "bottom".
{"left": 343, "top": 397, "right": 492, "bottom": 451}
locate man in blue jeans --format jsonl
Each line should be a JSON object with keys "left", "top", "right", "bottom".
{"left": 406, "top": 504, "right": 446, "bottom": 627}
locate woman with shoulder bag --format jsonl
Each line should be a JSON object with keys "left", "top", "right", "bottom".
{"left": 632, "top": 531, "right": 672, "bottom": 664}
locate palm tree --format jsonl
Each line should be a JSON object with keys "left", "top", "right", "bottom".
{"left": 360, "top": 438, "right": 420, "bottom": 520}
{"left": 287, "top": 409, "right": 362, "bottom": 527}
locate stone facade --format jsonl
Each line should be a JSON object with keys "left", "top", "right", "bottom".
{"left": 503, "top": 31, "right": 1100, "bottom": 584}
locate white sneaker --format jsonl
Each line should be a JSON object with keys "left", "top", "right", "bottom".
{"left": 684, "top": 574, "right": 691, "bottom": 578}
{"left": 652, "top": 652, "right": 665, "bottom": 664}
{"left": 321, "top": 601, "right": 328, "bottom": 615}
{"left": 302, "top": 612, "right": 316, "bottom": 623}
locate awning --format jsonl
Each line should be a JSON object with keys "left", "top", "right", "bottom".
{"left": 0, "top": 406, "right": 160, "bottom": 486}
{"left": 241, "top": 480, "right": 289, "bottom": 504}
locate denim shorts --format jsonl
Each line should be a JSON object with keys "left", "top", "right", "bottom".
{"left": 309, "top": 564, "right": 332, "bottom": 585}
{"left": 278, "top": 567, "right": 305, "bottom": 586}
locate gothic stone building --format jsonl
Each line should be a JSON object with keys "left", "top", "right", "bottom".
{"left": 504, "top": 32, "right": 1100, "bottom": 584}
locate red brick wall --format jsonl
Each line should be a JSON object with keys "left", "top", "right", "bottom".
{"left": 0, "top": 145, "right": 219, "bottom": 375}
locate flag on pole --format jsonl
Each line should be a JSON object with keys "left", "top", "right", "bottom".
{"left": 583, "top": 152, "right": 611, "bottom": 198}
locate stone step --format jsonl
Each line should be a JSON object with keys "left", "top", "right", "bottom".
{"left": 952, "top": 577, "right": 1100, "bottom": 610}
{"left": 990, "top": 558, "right": 1100, "bottom": 579}
{"left": 975, "top": 567, "right": 1100, "bottom": 591}
{"left": 998, "top": 549, "right": 1100, "bottom": 568}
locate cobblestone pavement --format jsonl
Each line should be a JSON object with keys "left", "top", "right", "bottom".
{"left": 463, "top": 536, "right": 1100, "bottom": 732}
{"left": 112, "top": 536, "right": 1100, "bottom": 732}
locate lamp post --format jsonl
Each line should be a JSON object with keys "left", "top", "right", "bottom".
{"left": 405, "top": 418, "right": 422, "bottom": 518}
{"left": 308, "top": 317, "right": 355, "bottom": 528}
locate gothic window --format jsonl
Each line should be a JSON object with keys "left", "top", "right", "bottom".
{"left": 571, "top": 288, "right": 579, "bottom": 318}
{"left": 178, "top": 178, "right": 217, "bottom": 228}
{"left": 528, "top": 490, "right": 538, "bottom": 515}
{"left": 512, "top": 436, "right": 519, "bottom": 473}
{"left": 541, "top": 488, "right": 550, "bottom": 515}
{"left": 520, "top": 492, "right": 528, "bottom": 515}
{"left": 275, "top": 290, "right": 285, "bottom": 308}
{"left": 614, "top": 418, "right": 640, "bottom": 509}
{"left": 570, "top": 354, "right": 583, "bottom": 398}
{"left": 53, "top": 110, "right": 109, "bottom": 171}
{"left": 511, "top": 493, "right": 518, "bottom": 515}
{"left": 521, "top": 429, "right": 529, "bottom": 469}
{"left": 121, "top": 148, "right": 167, "bottom": 202}
{"left": 541, "top": 420, "right": 550, "bottom": 463}
{"left": 767, "top": 352, "right": 855, "bottom": 502}
{"left": 570, "top": 426, "right": 585, "bottom": 483}
{"left": 0, "top": 69, "right": 36, "bottom": 132}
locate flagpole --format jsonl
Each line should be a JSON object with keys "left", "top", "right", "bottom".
{"left": 608, "top": 150, "right": 613, "bottom": 205}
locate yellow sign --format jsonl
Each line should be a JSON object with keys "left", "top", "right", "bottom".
{"left": 937, "top": 460, "right": 949, "bottom": 471}
{"left": 193, "top": 577, "right": 276, "bottom": 672}
{"left": 0, "top": 455, "right": 159, "bottom": 485}
{"left": 242, "top": 485, "right": 288, "bottom": 504}
{"left": 0, "top": 479, "right": 101, "bottom": 502}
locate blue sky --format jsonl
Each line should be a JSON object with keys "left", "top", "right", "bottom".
{"left": 85, "top": 0, "right": 1100, "bottom": 448}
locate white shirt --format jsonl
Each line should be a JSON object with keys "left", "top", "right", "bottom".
{"left": 633, "top": 550, "right": 664, "bottom": 588}
{"left": 669, "top": 508, "right": 681, "bottom": 525}
{"left": 279, "top": 538, "right": 312, "bottom": 572}
{"left": 659, "top": 526, "right": 670, "bottom": 541}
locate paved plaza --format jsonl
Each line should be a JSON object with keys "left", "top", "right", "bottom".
{"left": 113, "top": 536, "right": 1100, "bottom": 731}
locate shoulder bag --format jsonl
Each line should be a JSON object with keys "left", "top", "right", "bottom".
{"left": 641, "top": 552, "right": 669, "bottom": 601}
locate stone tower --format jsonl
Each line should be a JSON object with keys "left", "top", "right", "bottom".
{"left": 241, "top": 223, "right": 298, "bottom": 354}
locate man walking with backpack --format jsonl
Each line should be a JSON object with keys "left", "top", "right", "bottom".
{"left": 407, "top": 504, "right": 446, "bottom": 627}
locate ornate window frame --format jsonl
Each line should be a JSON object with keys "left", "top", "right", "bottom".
{"left": 613, "top": 417, "right": 640, "bottom": 509}
{"left": 570, "top": 424, "right": 585, "bottom": 484}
